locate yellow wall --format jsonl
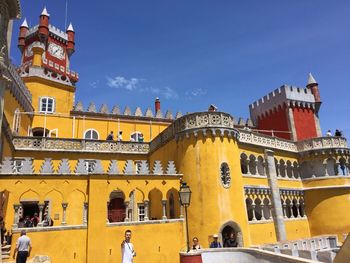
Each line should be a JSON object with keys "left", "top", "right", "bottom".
{"left": 305, "top": 188, "right": 350, "bottom": 240}
{"left": 285, "top": 219, "right": 311, "bottom": 240}
{"left": 248, "top": 222, "right": 277, "bottom": 245}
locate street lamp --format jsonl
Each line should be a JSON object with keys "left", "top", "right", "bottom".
{"left": 179, "top": 181, "right": 192, "bottom": 252}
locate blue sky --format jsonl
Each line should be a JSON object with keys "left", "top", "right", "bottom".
{"left": 10, "top": 1, "right": 350, "bottom": 136}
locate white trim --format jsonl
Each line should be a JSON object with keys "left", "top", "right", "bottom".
{"left": 83, "top": 129, "right": 99, "bottom": 140}
{"left": 49, "top": 128, "right": 59, "bottom": 138}
{"left": 39, "top": 97, "right": 55, "bottom": 114}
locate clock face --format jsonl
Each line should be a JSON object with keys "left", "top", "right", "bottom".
{"left": 48, "top": 42, "right": 65, "bottom": 60}
{"left": 25, "top": 42, "right": 35, "bottom": 57}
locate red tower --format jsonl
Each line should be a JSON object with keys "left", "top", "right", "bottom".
{"left": 17, "top": 7, "right": 79, "bottom": 85}
{"left": 249, "top": 74, "right": 322, "bottom": 141}
{"left": 155, "top": 97, "right": 161, "bottom": 113}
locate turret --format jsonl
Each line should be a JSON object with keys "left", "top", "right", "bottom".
{"left": 306, "top": 73, "right": 321, "bottom": 112}
{"left": 66, "top": 23, "right": 75, "bottom": 56}
{"left": 18, "top": 18, "right": 28, "bottom": 53}
{"left": 155, "top": 97, "right": 161, "bottom": 113}
{"left": 38, "top": 7, "right": 50, "bottom": 41}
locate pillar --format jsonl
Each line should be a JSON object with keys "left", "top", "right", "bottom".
{"left": 83, "top": 202, "right": 88, "bottom": 225}
{"left": 12, "top": 204, "right": 21, "bottom": 228}
{"left": 124, "top": 201, "right": 129, "bottom": 222}
{"left": 162, "top": 200, "right": 167, "bottom": 220}
{"left": 180, "top": 204, "right": 184, "bottom": 218}
{"left": 265, "top": 149, "right": 287, "bottom": 241}
{"left": 61, "top": 202, "right": 68, "bottom": 225}
{"left": 251, "top": 204, "right": 257, "bottom": 221}
{"left": 37, "top": 203, "right": 45, "bottom": 226}
{"left": 144, "top": 200, "right": 149, "bottom": 221}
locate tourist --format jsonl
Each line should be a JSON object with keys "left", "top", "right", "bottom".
{"left": 138, "top": 133, "right": 144, "bottom": 142}
{"left": 192, "top": 237, "right": 202, "bottom": 250}
{"left": 42, "top": 214, "right": 53, "bottom": 227}
{"left": 13, "top": 230, "right": 32, "bottom": 263}
{"left": 326, "top": 130, "right": 332, "bottom": 136}
{"left": 23, "top": 216, "right": 32, "bottom": 228}
{"left": 335, "top": 129, "right": 342, "bottom": 137}
{"left": 209, "top": 234, "right": 222, "bottom": 248}
{"left": 224, "top": 232, "right": 238, "bottom": 247}
{"left": 31, "top": 213, "right": 39, "bottom": 227}
{"left": 117, "top": 131, "right": 123, "bottom": 142}
{"left": 121, "top": 229, "right": 136, "bottom": 263}
{"left": 17, "top": 217, "right": 25, "bottom": 228}
{"left": 106, "top": 131, "right": 114, "bottom": 141}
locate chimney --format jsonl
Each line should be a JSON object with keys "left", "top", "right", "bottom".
{"left": 155, "top": 97, "right": 160, "bottom": 113}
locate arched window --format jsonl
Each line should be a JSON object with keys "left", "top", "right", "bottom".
{"left": 292, "top": 162, "right": 299, "bottom": 178}
{"left": 84, "top": 129, "right": 99, "bottom": 140}
{"left": 257, "top": 156, "right": 265, "bottom": 176}
{"left": 279, "top": 159, "right": 286, "bottom": 177}
{"left": 169, "top": 193, "right": 175, "bottom": 219}
{"left": 240, "top": 153, "right": 248, "bottom": 174}
{"left": 292, "top": 199, "right": 298, "bottom": 218}
{"left": 108, "top": 190, "right": 126, "bottom": 223}
{"left": 254, "top": 198, "right": 262, "bottom": 220}
{"left": 248, "top": 155, "right": 257, "bottom": 175}
{"left": 245, "top": 198, "right": 253, "bottom": 221}
{"left": 339, "top": 158, "right": 348, "bottom": 175}
{"left": 263, "top": 198, "right": 271, "bottom": 220}
{"left": 286, "top": 161, "right": 293, "bottom": 178}
{"left": 299, "top": 198, "right": 305, "bottom": 217}
{"left": 285, "top": 199, "right": 292, "bottom": 218}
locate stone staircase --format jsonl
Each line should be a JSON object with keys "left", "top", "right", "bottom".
{"left": 1, "top": 244, "right": 11, "bottom": 261}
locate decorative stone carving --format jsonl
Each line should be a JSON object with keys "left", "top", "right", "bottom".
{"left": 123, "top": 106, "right": 132, "bottom": 116}
{"left": 57, "top": 159, "right": 71, "bottom": 174}
{"left": 107, "top": 160, "right": 120, "bottom": 175}
{"left": 220, "top": 162, "right": 231, "bottom": 188}
{"left": 40, "top": 158, "right": 54, "bottom": 174}
{"left": 75, "top": 159, "right": 87, "bottom": 174}
{"left": 134, "top": 107, "right": 143, "bottom": 117}
{"left": 123, "top": 160, "right": 134, "bottom": 174}
{"left": 87, "top": 102, "right": 97, "bottom": 113}
{"left": 93, "top": 160, "right": 104, "bottom": 174}
{"left": 145, "top": 107, "right": 154, "bottom": 117}
{"left": 175, "top": 112, "right": 183, "bottom": 119}
{"left": 152, "top": 160, "right": 163, "bottom": 175}
{"left": 165, "top": 110, "right": 173, "bottom": 119}
{"left": 166, "top": 161, "right": 177, "bottom": 175}
{"left": 111, "top": 105, "right": 121, "bottom": 115}
{"left": 138, "top": 160, "right": 149, "bottom": 175}
{"left": 20, "top": 158, "right": 34, "bottom": 174}
{"left": 0, "top": 157, "right": 13, "bottom": 174}
{"left": 99, "top": 104, "right": 109, "bottom": 114}
{"left": 155, "top": 110, "right": 163, "bottom": 118}
{"left": 74, "top": 101, "right": 84, "bottom": 111}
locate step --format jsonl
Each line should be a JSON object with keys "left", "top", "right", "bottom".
{"left": 1, "top": 254, "right": 10, "bottom": 259}
{"left": 2, "top": 245, "right": 11, "bottom": 250}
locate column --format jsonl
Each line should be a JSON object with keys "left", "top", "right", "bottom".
{"left": 265, "top": 149, "right": 287, "bottom": 241}
{"left": 282, "top": 203, "right": 287, "bottom": 218}
{"left": 12, "top": 204, "right": 21, "bottom": 228}
{"left": 161, "top": 200, "right": 167, "bottom": 220}
{"left": 38, "top": 203, "right": 45, "bottom": 226}
{"left": 144, "top": 200, "right": 149, "bottom": 221}
{"left": 246, "top": 161, "right": 251, "bottom": 175}
{"left": 83, "top": 202, "right": 88, "bottom": 225}
{"left": 251, "top": 204, "right": 257, "bottom": 221}
{"left": 268, "top": 204, "right": 273, "bottom": 220}
{"left": 124, "top": 201, "right": 129, "bottom": 222}
{"left": 61, "top": 203, "right": 68, "bottom": 225}
{"left": 296, "top": 202, "right": 301, "bottom": 218}
{"left": 180, "top": 204, "right": 184, "bottom": 218}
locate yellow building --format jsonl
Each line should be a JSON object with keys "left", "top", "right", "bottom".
{"left": 0, "top": 3, "right": 349, "bottom": 263}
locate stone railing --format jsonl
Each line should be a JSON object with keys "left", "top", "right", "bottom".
{"left": 296, "top": 136, "right": 348, "bottom": 152}
{"left": 150, "top": 111, "right": 239, "bottom": 152}
{"left": 239, "top": 130, "right": 298, "bottom": 152}
{"left": 12, "top": 136, "right": 149, "bottom": 154}
{"left": 7, "top": 63, "right": 32, "bottom": 101}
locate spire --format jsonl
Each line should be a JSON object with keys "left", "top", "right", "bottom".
{"left": 20, "top": 18, "right": 28, "bottom": 28}
{"left": 67, "top": 22, "right": 74, "bottom": 32}
{"left": 41, "top": 6, "right": 50, "bottom": 17}
{"left": 307, "top": 73, "right": 317, "bottom": 86}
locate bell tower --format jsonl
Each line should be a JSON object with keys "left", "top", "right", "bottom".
{"left": 16, "top": 7, "right": 78, "bottom": 114}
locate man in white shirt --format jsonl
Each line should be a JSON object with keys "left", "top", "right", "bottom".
{"left": 121, "top": 229, "right": 136, "bottom": 263}
{"left": 13, "top": 230, "right": 32, "bottom": 263}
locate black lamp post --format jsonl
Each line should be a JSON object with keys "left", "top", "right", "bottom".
{"left": 179, "top": 181, "right": 192, "bottom": 252}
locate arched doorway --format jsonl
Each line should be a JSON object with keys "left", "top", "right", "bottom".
{"left": 108, "top": 190, "right": 126, "bottom": 222}
{"left": 32, "top": 127, "right": 49, "bottom": 137}
{"left": 219, "top": 221, "right": 243, "bottom": 247}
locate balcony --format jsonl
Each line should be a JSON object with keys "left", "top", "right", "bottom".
{"left": 296, "top": 136, "right": 348, "bottom": 152}
{"left": 12, "top": 136, "right": 149, "bottom": 154}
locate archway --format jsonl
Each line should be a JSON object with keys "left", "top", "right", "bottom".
{"left": 219, "top": 221, "right": 243, "bottom": 247}
{"left": 32, "top": 127, "right": 50, "bottom": 137}
{"left": 108, "top": 190, "right": 126, "bottom": 222}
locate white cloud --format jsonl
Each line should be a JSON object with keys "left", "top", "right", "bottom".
{"left": 185, "top": 88, "right": 207, "bottom": 99}
{"left": 106, "top": 76, "right": 143, "bottom": 91}
{"left": 89, "top": 80, "right": 100, "bottom": 89}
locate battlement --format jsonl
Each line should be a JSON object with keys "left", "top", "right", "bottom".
{"left": 249, "top": 85, "right": 316, "bottom": 123}
{"left": 26, "top": 24, "right": 68, "bottom": 43}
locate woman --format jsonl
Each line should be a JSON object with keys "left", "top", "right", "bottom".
{"left": 192, "top": 237, "right": 202, "bottom": 250}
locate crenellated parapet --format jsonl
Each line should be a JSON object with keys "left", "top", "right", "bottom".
{"left": 0, "top": 157, "right": 181, "bottom": 176}
{"left": 71, "top": 101, "right": 179, "bottom": 122}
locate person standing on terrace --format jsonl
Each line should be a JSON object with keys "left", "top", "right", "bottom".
{"left": 121, "top": 229, "right": 136, "bottom": 263}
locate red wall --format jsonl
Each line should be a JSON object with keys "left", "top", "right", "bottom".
{"left": 180, "top": 254, "right": 202, "bottom": 263}
{"left": 292, "top": 107, "right": 317, "bottom": 140}
{"left": 257, "top": 105, "right": 291, "bottom": 140}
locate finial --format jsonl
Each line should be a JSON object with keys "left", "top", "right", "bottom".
{"left": 307, "top": 73, "right": 317, "bottom": 86}
{"left": 41, "top": 6, "right": 50, "bottom": 17}
{"left": 21, "top": 18, "right": 28, "bottom": 28}
{"left": 67, "top": 22, "right": 74, "bottom": 32}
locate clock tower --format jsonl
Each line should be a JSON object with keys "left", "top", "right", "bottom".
{"left": 17, "top": 7, "right": 78, "bottom": 115}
